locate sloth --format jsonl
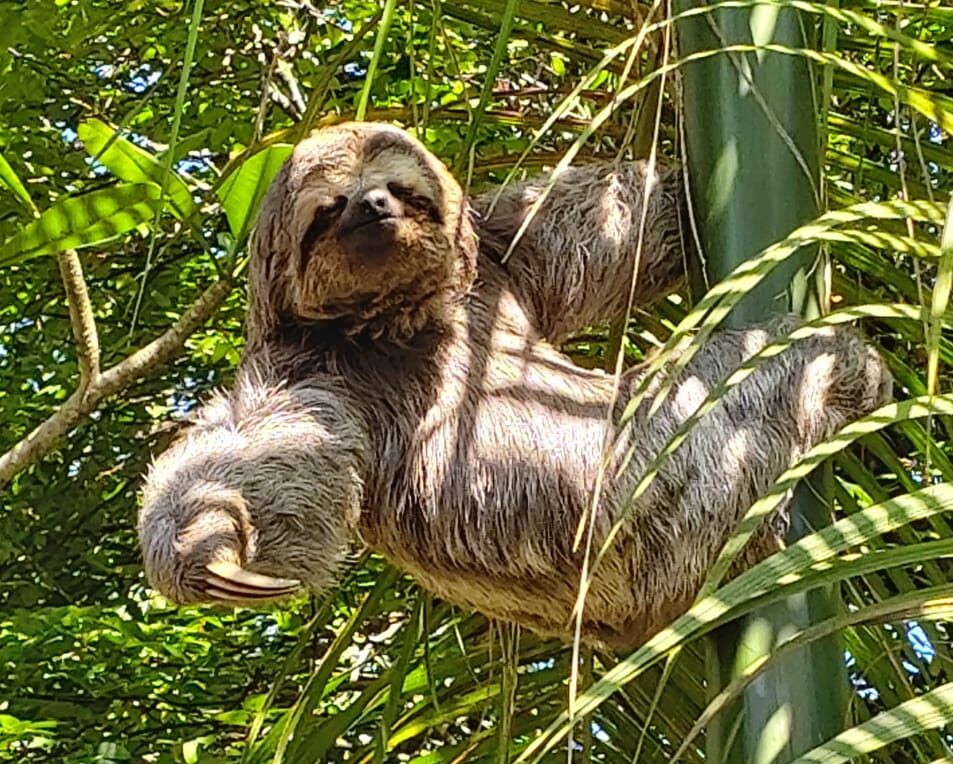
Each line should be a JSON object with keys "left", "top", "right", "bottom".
{"left": 138, "top": 123, "right": 891, "bottom": 649}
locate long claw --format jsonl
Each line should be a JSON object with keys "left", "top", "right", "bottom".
{"left": 204, "top": 585, "right": 297, "bottom": 602}
{"left": 204, "top": 560, "right": 300, "bottom": 600}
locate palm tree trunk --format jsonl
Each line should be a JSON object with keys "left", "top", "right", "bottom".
{"left": 674, "top": 2, "right": 850, "bottom": 761}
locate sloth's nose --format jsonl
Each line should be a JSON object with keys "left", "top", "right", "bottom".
{"left": 340, "top": 187, "right": 399, "bottom": 234}
{"left": 361, "top": 187, "right": 392, "bottom": 215}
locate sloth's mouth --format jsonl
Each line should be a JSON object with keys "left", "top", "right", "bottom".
{"left": 200, "top": 559, "right": 301, "bottom": 603}
{"left": 341, "top": 214, "right": 398, "bottom": 235}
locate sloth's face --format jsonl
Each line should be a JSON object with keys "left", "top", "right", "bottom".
{"left": 293, "top": 126, "right": 449, "bottom": 267}
{"left": 250, "top": 122, "right": 476, "bottom": 335}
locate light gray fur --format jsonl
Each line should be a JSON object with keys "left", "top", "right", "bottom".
{"left": 138, "top": 124, "right": 890, "bottom": 649}
{"left": 474, "top": 161, "right": 686, "bottom": 344}
{"left": 139, "top": 369, "right": 366, "bottom": 602}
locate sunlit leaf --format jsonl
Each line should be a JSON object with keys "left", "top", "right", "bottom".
{"left": 0, "top": 151, "right": 37, "bottom": 215}
{"left": 77, "top": 118, "right": 196, "bottom": 219}
{"left": 0, "top": 183, "right": 161, "bottom": 265}
{"left": 216, "top": 144, "right": 292, "bottom": 243}
{"left": 792, "top": 683, "right": 953, "bottom": 763}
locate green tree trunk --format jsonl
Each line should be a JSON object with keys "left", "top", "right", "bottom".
{"left": 674, "top": 2, "right": 850, "bottom": 762}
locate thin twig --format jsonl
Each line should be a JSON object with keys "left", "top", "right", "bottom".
{"left": 0, "top": 279, "right": 231, "bottom": 488}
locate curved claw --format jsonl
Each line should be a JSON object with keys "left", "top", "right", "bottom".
{"left": 204, "top": 560, "right": 300, "bottom": 600}
{"left": 204, "top": 585, "right": 297, "bottom": 602}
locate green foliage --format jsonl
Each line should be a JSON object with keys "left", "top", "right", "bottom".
{"left": 2, "top": 183, "right": 163, "bottom": 265}
{"left": 216, "top": 145, "right": 293, "bottom": 242}
{"left": 0, "top": 0, "right": 950, "bottom": 762}
{"left": 77, "top": 119, "right": 196, "bottom": 220}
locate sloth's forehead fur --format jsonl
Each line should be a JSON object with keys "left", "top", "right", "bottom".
{"left": 281, "top": 122, "right": 458, "bottom": 212}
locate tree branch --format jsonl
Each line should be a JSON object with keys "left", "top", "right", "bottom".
{"left": 57, "top": 250, "right": 100, "bottom": 389}
{"left": 0, "top": 279, "right": 232, "bottom": 488}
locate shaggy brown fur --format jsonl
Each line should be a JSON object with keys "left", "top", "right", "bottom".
{"left": 138, "top": 123, "right": 891, "bottom": 649}
{"left": 474, "top": 161, "right": 686, "bottom": 345}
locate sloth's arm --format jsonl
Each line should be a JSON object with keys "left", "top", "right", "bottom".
{"left": 586, "top": 319, "right": 892, "bottom": 646}
{"left": 137, "top": 352, "right": 366, "bottom": 607}
{"left": 473, "top": 162, "right": 688, "bottom": 345}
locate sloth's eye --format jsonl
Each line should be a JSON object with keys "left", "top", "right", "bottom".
{"left": 386, "top": 182, "right": 413, "bottom": 197}
{"left": 387, "top": 183, "right": 443, "bottom": 223}
{"left": 320, "top": 196, "right": 348, "bottom": 217}
{"left": 300, "top": 196, "right": 348, "bottom": 262}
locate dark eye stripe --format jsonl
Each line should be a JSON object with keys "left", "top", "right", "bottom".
{"left": 387, "top": 183, "right": 443, "bottom": 223}
{"left": 299, "top": 197, "right": 347, "bottom": 274}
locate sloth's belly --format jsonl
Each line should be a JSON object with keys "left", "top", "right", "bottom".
{"left": 367, "top": 519, "right": 690, "bottom": 650}
{"left": 356, "top": 380, "right": 674, "bottom": 648}
{"left": 349, "top": 315, "right": 676, "bottom": 645}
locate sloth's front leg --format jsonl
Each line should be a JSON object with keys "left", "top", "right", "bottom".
{"left": 138, "top": 368, "right": 367, "bottom": 606}
{"left": 473, "top": 162, "right": 688, "bottom": 345}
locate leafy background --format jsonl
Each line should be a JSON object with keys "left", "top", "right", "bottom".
{"left": 0, "top": 0, "right": 951, "bottom": 762}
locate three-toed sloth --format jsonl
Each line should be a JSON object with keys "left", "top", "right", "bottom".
{"left": 138, "top": 123, "right": 890, "bottom": 649}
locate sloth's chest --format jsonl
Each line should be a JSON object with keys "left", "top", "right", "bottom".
{"left": 354, "top": 331, "right": 617, "bottom": 578}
